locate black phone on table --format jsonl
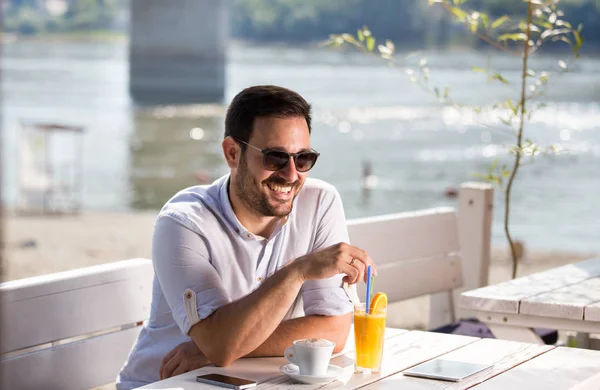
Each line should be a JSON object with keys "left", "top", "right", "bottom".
{"left": 195, "top": 373, "right": 257, "bottom": 389}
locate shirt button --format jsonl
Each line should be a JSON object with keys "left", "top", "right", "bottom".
{"left": 257, "top": 277, "right": 263, "bottom": 282}
{"left": 246, "top": 233, "right": 252, "bottom": 238}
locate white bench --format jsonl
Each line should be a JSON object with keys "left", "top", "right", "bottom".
{"left": 349, "top": 182, "right": 494, "bottom": 329}
{"left": 0, "top": 182, "right": 493, "bottom": 389}
{"left": 0, "top": 258, "right": 154, "bottom": 390}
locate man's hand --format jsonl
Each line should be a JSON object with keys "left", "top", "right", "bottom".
{"left": 160, "top": 341, "right": 212, "bottom": 379}
{"left": 294, "top": 242, "right": 375, "bottom": 284}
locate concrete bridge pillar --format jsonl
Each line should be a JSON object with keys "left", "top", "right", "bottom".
{"left": 129, "top": 0, "right": 227, "bottom": 105}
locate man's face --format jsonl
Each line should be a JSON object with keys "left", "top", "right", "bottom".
{"left": 233, "top": 116, "right": 311, "bottom": 217}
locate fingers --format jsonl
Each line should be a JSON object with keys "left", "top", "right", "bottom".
{"left": 340, "top": 262, "right": 360, "bottom": 285}
{"left": 162, "top": 347, "right": 178, "bottom": 368}
{"left": 350, "top": 257, "right": 366, "bottom": 284}
{"left": 160, "top": 354, "right": 179, "bottom": 380}
{"left": 171, "top": 361, "right": 188, "bottom": 378}
{"left": 344, "top": 244, "right": 376, "bottom": 281}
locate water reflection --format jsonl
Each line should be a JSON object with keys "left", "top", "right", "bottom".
{"left": 128, "top": 109, "right": 226, "bottom": 209}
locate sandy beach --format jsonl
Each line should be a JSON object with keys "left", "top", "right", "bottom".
{"left": 3, "top": 210, "right": 598, "bottom": 330}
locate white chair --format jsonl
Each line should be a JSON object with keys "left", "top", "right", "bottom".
{"left": 0, "top": 259, "right": 154, "bottom": 390}
{"left": 348, "top": 183, "right": 494, "bottom": 330}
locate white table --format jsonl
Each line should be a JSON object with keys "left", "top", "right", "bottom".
{"left": 138, "top": 326, "right": 600, "bottom": 389}
{"left": 460, "top": 257, "right": 600, "bottom": 344}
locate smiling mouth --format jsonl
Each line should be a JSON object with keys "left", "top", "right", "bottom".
{"left": 267, "top": 182, "right": 292, "bottom": 193}
{"left": 266, "top": 182, "right": 295, "bottom": 200}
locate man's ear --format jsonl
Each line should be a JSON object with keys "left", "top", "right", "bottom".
{"left": 222, "top": 136, "right": 241, "bottom": 169}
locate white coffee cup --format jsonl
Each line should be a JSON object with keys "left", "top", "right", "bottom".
{"left": 284, "top": 338, "right": 335, "bottom": 376}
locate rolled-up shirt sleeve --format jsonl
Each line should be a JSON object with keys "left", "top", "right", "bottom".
{"left": 152, "top": 215, "right": 231, "bottom": 335}
{"left": 302, "top": 186, "right": 358, "bottom": 316}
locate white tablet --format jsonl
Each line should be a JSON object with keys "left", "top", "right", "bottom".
{"left": 403, "top": 358, "right": 492, "bottom": 382}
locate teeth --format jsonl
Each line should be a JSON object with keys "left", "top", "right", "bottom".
{"left": 269, "top": 183, "right": 292, "bottom": 193}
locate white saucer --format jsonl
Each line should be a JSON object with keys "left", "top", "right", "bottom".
{"left": 280, "top": 363, "right": 345, "bottom": 384}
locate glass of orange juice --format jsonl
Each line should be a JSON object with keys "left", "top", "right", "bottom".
{"left": 353, "top": 301, "right": 386, "bottom": 374}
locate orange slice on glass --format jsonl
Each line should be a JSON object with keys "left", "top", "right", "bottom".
{"left": 369, "top": 292, "right": 388, "bottom": 314}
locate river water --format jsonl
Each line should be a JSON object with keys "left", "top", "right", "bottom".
{"left": 2, "top": 40, "right": 599, "bottom": 252}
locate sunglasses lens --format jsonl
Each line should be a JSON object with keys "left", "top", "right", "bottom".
{"left": 264, "top": 151, "right": 290, "bottom": 171}
{"left": 294, "top": 152, "right": 318, "bottom": 172}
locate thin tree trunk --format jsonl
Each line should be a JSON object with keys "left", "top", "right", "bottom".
{"left": 505, "top": 1, "right": 533, "bottom": 279}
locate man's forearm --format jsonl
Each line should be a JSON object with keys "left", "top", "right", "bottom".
{"left": 245, "top": 313, "right": 352, "bottom": 358}
{"left": 189, "top": 263, "right": 305, "bottom": 366}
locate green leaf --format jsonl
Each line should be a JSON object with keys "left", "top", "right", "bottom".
{"left": 443, "top": 87, "right": 450, "bottom": 98}
{"left": 573, "top": 30, "right": 583, "bottom": 53}
{"left": 378, "top": 44, "right": 392, "bottom": 54}
{"left": 540, "top": 29, "right": 554, "bottom": 40}
{"left": 489, "top": 159, "right": 499, "bottom": 172}
{"left": 434, "top": 87, "right": 440, "bottom": 98}
{"left": 357, "top": 29, "right": 365, "bottom": 42}
{"left": 481, "top": 13, "right": 489, "bottom": 29}
{"left": 422, "top": 68, "right": 430, "bottom": 80}
{"left": 471, "top": 172, "right": 488, "bottom": 180}
{"left": 541, "top": 28, "right": 572, "bottom": 41}
{"left": 492, "top": 72, "right": 510, "bottom": 84}
{"left": 378, "top": 45, "right": 392, "bottom": 59}
{"left": 472, "top": 66, "right": 487, "bottom": 73}
{"left": 529, "top": 24, "right": 540, "bottom": 33}
{"left": 556, "top": 36, "right": 572, "bottom": 45}
{"left": 555, "top": 20, "right": 572, "bottom": 29}
{"left": 386, "top": 40, "right": 395, "bottom": 52}
{"left": 506, "top": 99, "right": 518, "bottom": 115}
{"left": 449, "top": 6, "right": 468, "bottom": 21}
{"left": 366, "top": 36, "right": 375, "bottom": 52}
{"left": 341, "top": 34, "right": 358, "bottom": 44}
{"left": 491, "top": 15, "right": 509, "bottom": 29}
{"left": 470, "top": 19, "right": 478, "bottom": 33}
{"left": 498, "top": 33, "right": 528, "bottom": 42}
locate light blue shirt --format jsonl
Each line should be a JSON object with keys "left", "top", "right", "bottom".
{"left": 117, "top": 174, "right": 357, "bottom": 389}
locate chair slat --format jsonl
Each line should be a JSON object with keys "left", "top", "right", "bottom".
{"left": 1, "top": 258, "right": 153, "bottom": 354}
{"left": 1, "top": 326, "right": 142, "bottom": 390}
{"left": 347, "top": 208, "right": 460, "bottom": 265}
{"left": 349, "top": 208, "right": 463, "bottom": 305}
{"left": 356, "top": 253, "right": 463, "bottom": 304}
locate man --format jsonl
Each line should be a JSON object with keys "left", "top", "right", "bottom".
{"left": 117, "top": 85, "right": 375, "bottom": 389}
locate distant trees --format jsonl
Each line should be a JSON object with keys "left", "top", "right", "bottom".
{"left": 4, "top": 0, "right": 126, "bottom": 35}
{"left": 231, "top": 0, "right": 600, "bottom": 48}
{"left": 4, "top": 0, "right": 599, "bottom": 48}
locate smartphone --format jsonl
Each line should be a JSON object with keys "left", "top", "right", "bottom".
{"left": 195, "top": 373, "right": 257, "bottom": 390}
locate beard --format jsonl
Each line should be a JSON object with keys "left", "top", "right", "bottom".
{"left": 233, "top": 155, "right": 300, "bottom": 217}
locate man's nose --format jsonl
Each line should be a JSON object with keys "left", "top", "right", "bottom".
{"left": 279, "top": 156, "right": 299, "bottom": 182}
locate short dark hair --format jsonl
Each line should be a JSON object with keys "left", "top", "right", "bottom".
{"left": 224, "top": 85, "right": 312, "bottom": 146}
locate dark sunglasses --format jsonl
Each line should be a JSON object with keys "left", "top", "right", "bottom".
{"left": 234, "top": 138, "right": 320, "bottom": 172}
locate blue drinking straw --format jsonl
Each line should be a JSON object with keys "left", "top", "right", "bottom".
{"left": 365, "top": 265, "right": 372, "bottom": 314}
